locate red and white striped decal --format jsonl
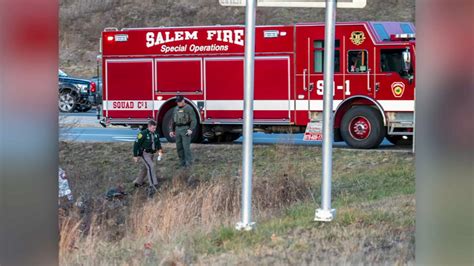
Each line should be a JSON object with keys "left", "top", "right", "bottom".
{"left": 102, "top": 99, "right": 414, "bottom": 112}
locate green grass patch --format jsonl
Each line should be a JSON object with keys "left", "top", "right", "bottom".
{"left": 190, "top": 156, "right": 414, "bottom": 256}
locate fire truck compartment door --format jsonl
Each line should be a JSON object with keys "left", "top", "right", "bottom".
{"left": 254, "top": 57, "right": 291, "bottom": 121}
{"left": 204, "top": 57, "right": 291, "bottom": 123}
{"left": 204, "top": 58, "right": 244, "bottom": 121}
{"left": 104, "top": 59, "right": 154, "bottom": 120}
{"left": 155, "top": 58, "right": 202, "bottom": 94}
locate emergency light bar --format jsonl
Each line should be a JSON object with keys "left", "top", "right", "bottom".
{"left": 390, "top": 33, "right": 415, "bottom": 41}
{"left": 106, "top": 34, "right": 129, "bottom": 42}
{"left": 114, "top": 34, "right": 128, "bottom": 42}
{"left": 104, "top": 27, "right": 118, "bottom": 32}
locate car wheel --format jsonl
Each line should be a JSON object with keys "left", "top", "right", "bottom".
{"left": 340, "top": 106, "right": 385, "bottom": 149}
{"left": 59, "top": 91, "right": 77, "bottom": 113}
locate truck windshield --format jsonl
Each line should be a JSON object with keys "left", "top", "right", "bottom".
{"left": 380, "top": 49, "right": 413, "bottom": 78}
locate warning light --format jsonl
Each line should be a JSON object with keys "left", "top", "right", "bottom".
{"left": 390, "top": 33, "right": 415, "bottom": 41}
{"left": 90, "top": 82, "right": 97, "bottom": 93}
{"left": 115, "top": 34, "right": 128, "bottom": 42}
{"left": 107, "top": 36, "right": 114, "bottom": 41}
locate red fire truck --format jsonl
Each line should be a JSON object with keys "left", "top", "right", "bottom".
{"left": 99, "top": 21, "right": 415, "bottom": 149}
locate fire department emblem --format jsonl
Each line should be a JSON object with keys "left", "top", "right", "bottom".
{"left": 350, "top": 31, "right": 366, "bottom": 45}
{"left": 391, "top": 82, "right": 405, "bottom": 98}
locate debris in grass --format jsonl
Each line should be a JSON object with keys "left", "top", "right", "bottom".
{"left": 106, "top": 185, "right": 127, "bottom": 200}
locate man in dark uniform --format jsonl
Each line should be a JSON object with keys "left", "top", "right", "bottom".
{"left": 133, "top": 120, "right": 162, "bottom": 196}
{"left": 169, "top": 95, "right": 197, "bottom": 167}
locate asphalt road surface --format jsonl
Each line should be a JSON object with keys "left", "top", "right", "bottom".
{"left": 59, "top": 110, "right": 409, "bottom": 150}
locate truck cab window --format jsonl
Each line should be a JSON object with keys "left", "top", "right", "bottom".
{"left": 313, "top": 40, "right": 340, "bottom": 73}
{"left": 348, "top": 50, "right": 368, "bottom": 73}
{"left": 380, "top": 49, "right": 413, "bottom": 78}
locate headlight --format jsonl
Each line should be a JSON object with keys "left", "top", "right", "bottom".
{"left": 77, "top": 84, "right": 88, "bottom": 93}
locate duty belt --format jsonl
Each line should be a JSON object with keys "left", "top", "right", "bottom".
{"left": 175, "top": 123, "right": 190, "bottom": 127}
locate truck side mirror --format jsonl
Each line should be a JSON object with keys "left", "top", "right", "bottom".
{"left": 402, "top": 49, "right": 411, "bottom": 72}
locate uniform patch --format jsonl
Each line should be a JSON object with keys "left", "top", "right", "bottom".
{"left": 137, "top": 133, "right": 143, "bottom": 139}
{"left": 391, "top": 82, "right": 405, "bottom": 98}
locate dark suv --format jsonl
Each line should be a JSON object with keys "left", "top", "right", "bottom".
{"left": 58, "top": 69, "right": 98, "bottom": 112}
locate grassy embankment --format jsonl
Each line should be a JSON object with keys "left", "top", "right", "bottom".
{"left": 59, "top": 141, "right": 414, "bottom": 265}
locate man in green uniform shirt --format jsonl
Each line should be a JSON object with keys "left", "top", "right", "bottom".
{"left": 169, "top": 95, "right": 197, "bottom": 168}
{"left": 133, "top": 120, "right": 162, "bottom": 196}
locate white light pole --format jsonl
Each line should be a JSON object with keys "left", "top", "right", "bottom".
{"left": 314, "top": 0, "right": 337, "bottom": 222}
{"left": 236, "top": 0, "right": 257, "bottom": 231}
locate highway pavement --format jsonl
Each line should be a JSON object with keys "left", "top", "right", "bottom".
{"left": 59, "top": 109, "right": 407, "bottom": 150}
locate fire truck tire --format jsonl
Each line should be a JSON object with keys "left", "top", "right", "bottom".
{"left": 161, "top": 108, "right": 201, "bottom": 143}
{"left": 386, "top": 135, "right": 413, "bottom": 146}
{"left": 340, "top": 106, "right": 385, "bottom": 149}
{"left": 59, "top": 90, "right": 78, "bottom": 113}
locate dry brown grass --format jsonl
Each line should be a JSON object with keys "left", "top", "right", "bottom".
{"left": 59, "top": 142, "right": 309, "bottom": 264}
{"left": 58, "top": 214, "right": 82, "bottom": 258}
{"left": 59, "top": 141, "right": 414, "bottom": 264}
{"left": 59, "top": 171, "right": 311, "bottom": 263}
{"left": 129, "top": 171, "right": 309, "bottom": 239}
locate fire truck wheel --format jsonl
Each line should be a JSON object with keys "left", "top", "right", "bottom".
{"left": 340, "top": 106, "right": 385, "bottom": 149}
{"left": 59, "top": 90, "right": 77, "bottom": 113}
{"left": 162, "top": 108, "right": 201, "bottom": 143}
{"left": 386, "top": 135, "right": 413, "bottom": 146}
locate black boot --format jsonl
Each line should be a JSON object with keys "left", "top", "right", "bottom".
{"left": 147, "top": 187, "right": 155, "bottom": 198}
{"left": 134, "top": 182, "right": 144, "bottom": 188}
{"left": 147, "top": 185, "right": 158, "bottom": 198}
